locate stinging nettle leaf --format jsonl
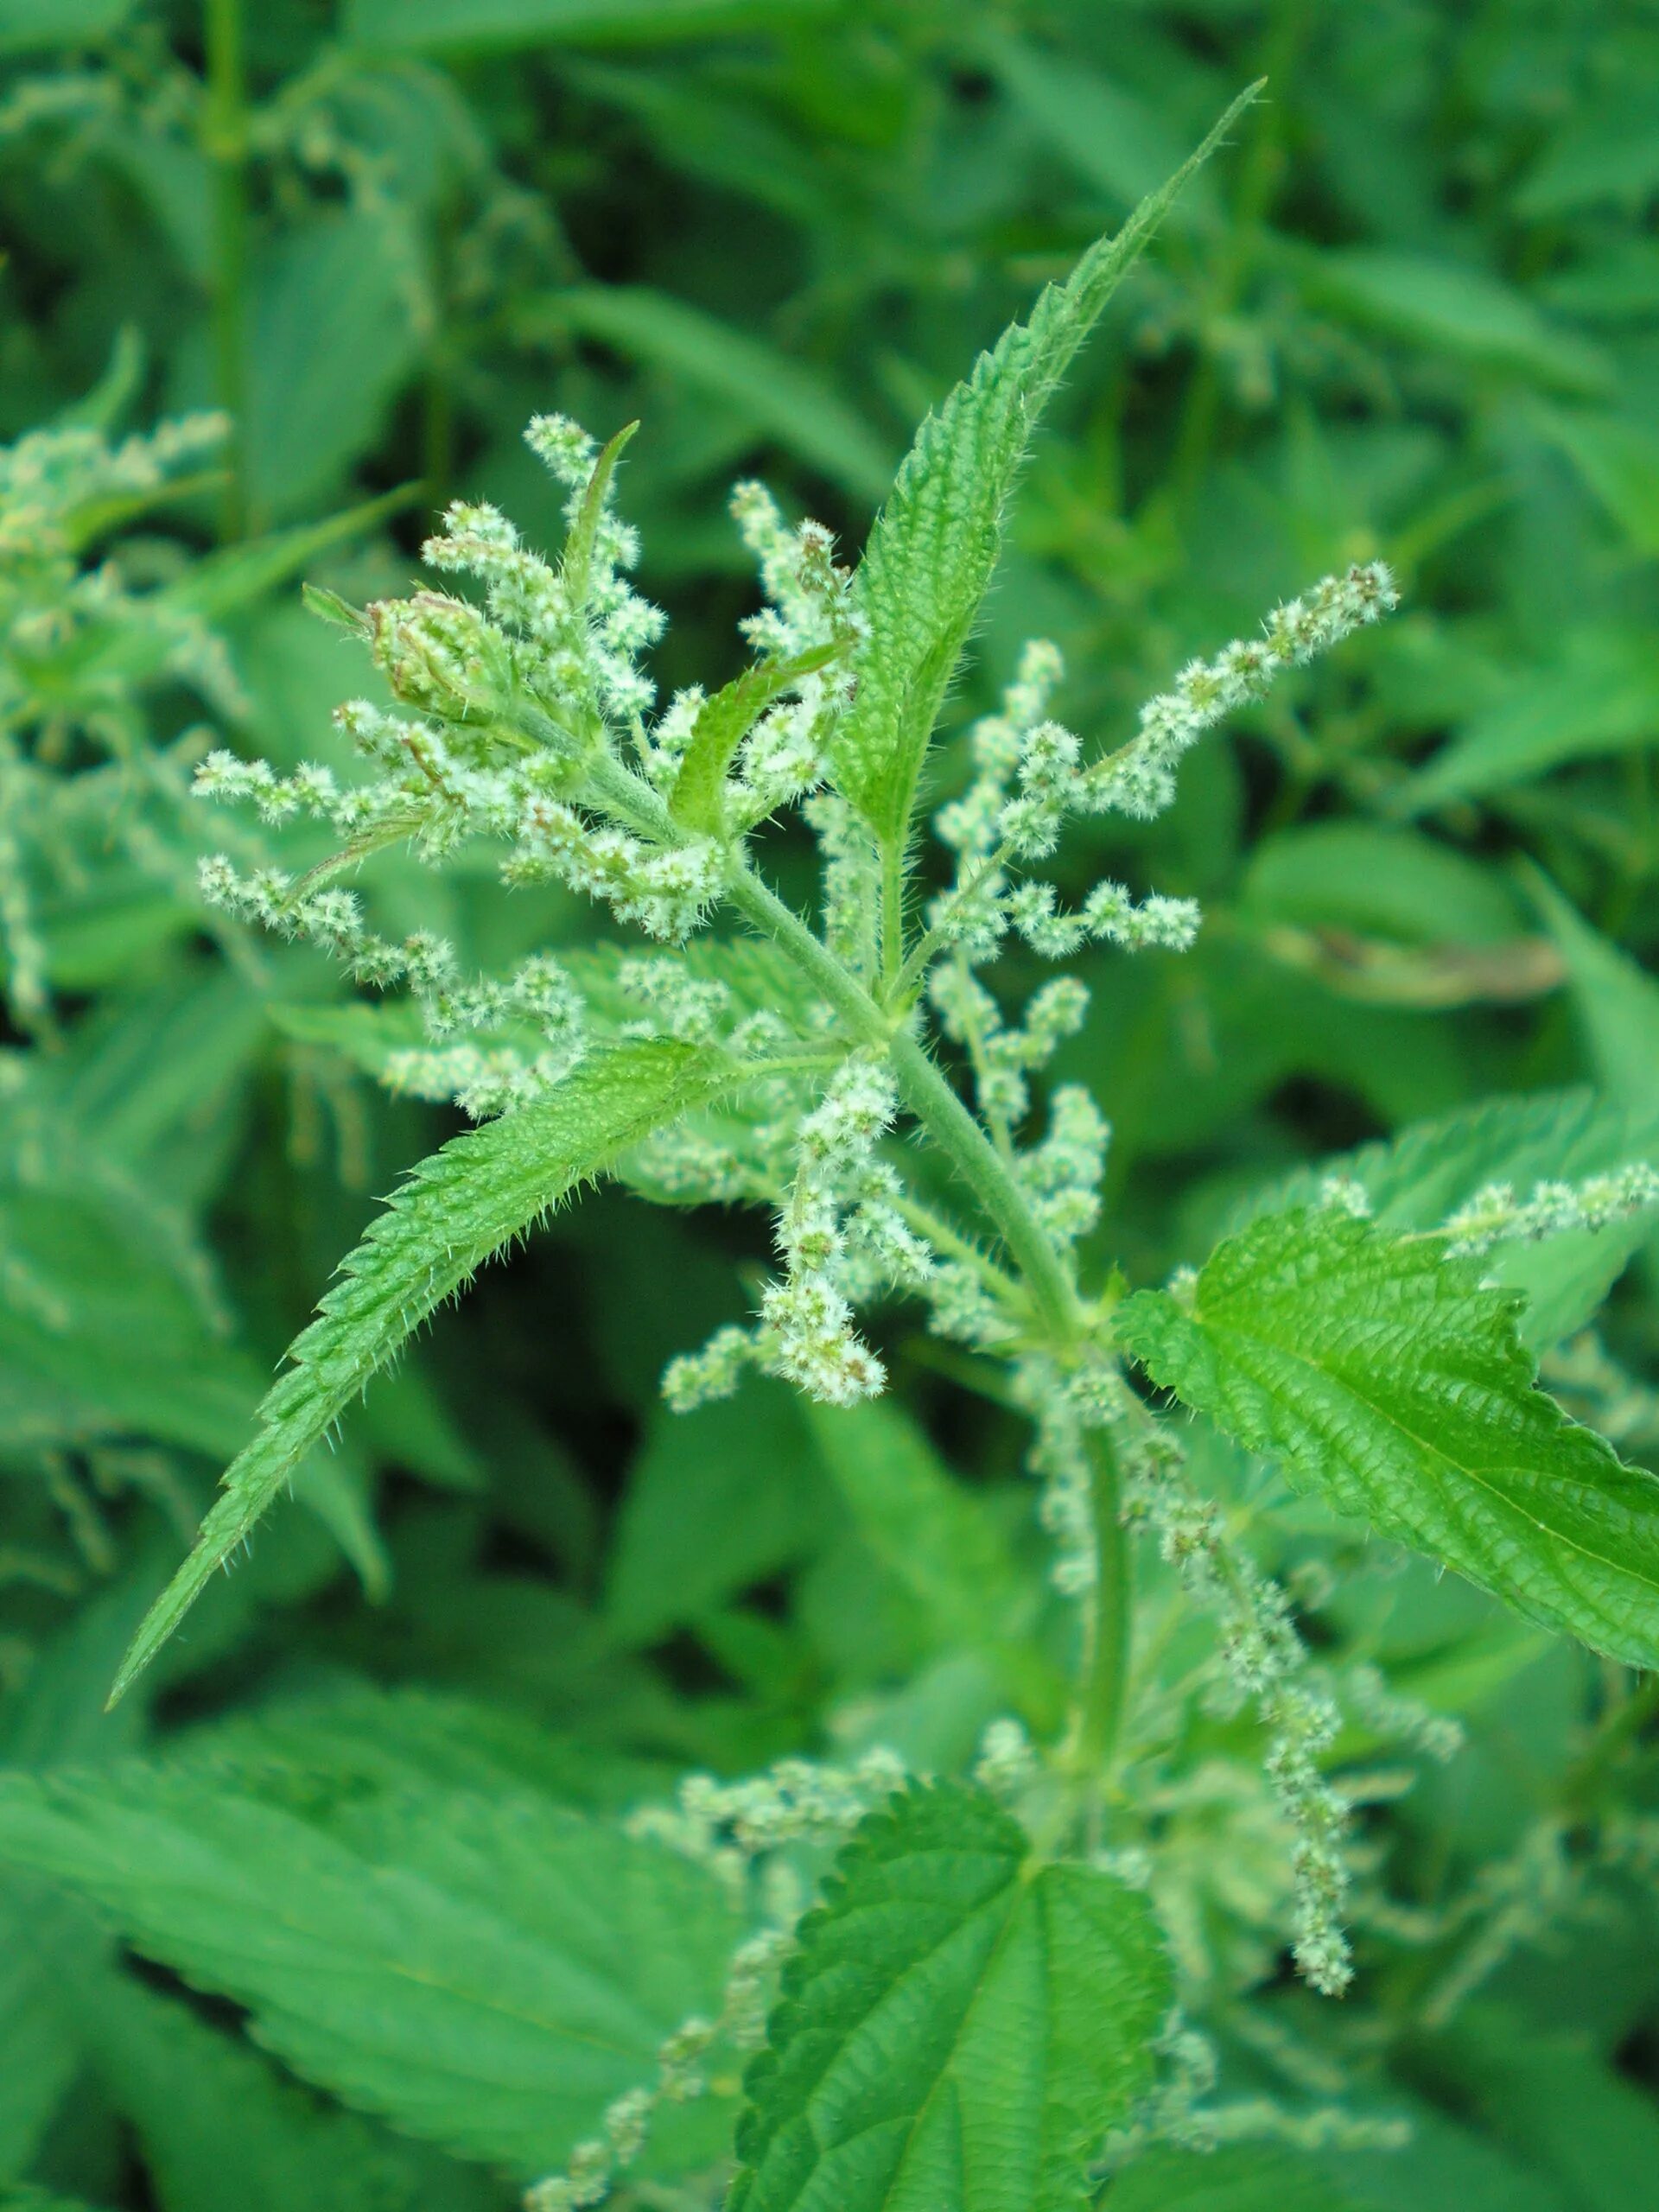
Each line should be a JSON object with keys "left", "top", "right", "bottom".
{"left": 1116, "top": 1209, "right": 1659, "bottom": 1669}
{"left": 0, "top": 1764, "right": 739, "bottom": 2178}
{"left": 830, "top": 86, "right": 1260, "bottom": 860}
{"left": 111, "top": 1041, "right": 735, "bottom": 1704}
{"left": 729, "top": 1780, "right": 1171, "bottom": 2212}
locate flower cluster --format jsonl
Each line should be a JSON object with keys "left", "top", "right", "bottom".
{"left": 1442, "top": 1160, "right": 1659, "bottom": 1256}
{"left": 1, "top": 410, "right": 242, "bottom": 1026}
{"left": 925, "top": 562, "right": 1396, "bottom": 970}
{"left": 626, "top": 1746, "right": 909, "bottom": 1899}
{"left": 664, "top": 1054, "right": 933, "bottom": 1408}
{"left": 1119, "top": 1417, "right": 1355, "bottom": 1994}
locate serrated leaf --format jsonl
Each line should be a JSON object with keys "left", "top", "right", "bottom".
{"left": 830, "top": 88, "right": 1257, "bottom": 858}
{"left": 670, "top": 643, "right": 837, "bottom": 833}
{"left": 0, "top": 1764, "right": 740, "bottom": 2177}
{"left": 1116, "top": 1210, "right": 1659, "bottom": 1667}
{"left": 1237, "top": 1086, "right": 1659, "bottom": 1349}
{"left": 73, "top": 1969, "right": 494, "bottom": 2212}
{"left": 112, "top": 1040, "right": 734, "bottom": 1703}
{"left": 730, "top": 1781, "right": 1170, "bottom": 2212}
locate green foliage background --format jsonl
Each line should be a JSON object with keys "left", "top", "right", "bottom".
{"left": 3, "top": 2, "right": 1659, "bottom": 2207}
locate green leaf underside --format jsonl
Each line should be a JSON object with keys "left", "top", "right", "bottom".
{"left": 1116, "top": 1209, "right": 1659, "bottom": 1668}
{"left": 730, "top": 1782, "right": 1170, "bottom": 2212}
{"left": 830, "top": 85, "right": 1260, "bottom": 856}
{"left": 0, "top": 1765, "right": 738, "bottom": 2177}
{"left": 111, "top": 1041, "right": 734, "bottom": 1702}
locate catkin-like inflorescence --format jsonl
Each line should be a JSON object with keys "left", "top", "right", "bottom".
{"left": 1082, "top": 561, "right": 1399, "bottom": 820}
{"left": 1442, "top": 1162, "right": 1659, "bottom": 1255}
{"left": 1118, "top": 1415, "right": 1356, "bottom": 1995}
{"left": 924, "top": 563, "right": 1396, "bottom": 976}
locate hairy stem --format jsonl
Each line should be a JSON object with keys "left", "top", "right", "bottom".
{"left": 203, "top": 0, "right": 250, "bottom": 537}
{"left": 1071, "top": 1426, "right": 1132, "bottom": 1792}
{"left": 886, "top": 1028, "right": 1084, "bottom": 1349}
{"left": 721, "top": 845, "right": 1086, "bottom": 1343}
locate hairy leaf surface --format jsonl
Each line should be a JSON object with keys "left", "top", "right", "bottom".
{"left": 1117, "top": 1210, "right": 1659, "bottom": 1666}
{"left": 830, "top": 88, "right": 1258, "bottom": 856}
{"left": 730, "top": 1782, "right": 1169, "bottom": 2212}
{"left": 113, "top": 1041, "right": 734, "bottom": 1700}
{"left": 0, "top": 1764, "right": 739, "bottom": 2176}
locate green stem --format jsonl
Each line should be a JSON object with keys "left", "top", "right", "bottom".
{"left": 579, "top": 755, "right": 1113, "bottom": 1726}
{"left": 880, "top": 838, "right": 907, "bottom": 991}
{"left": 887, "top": 1028, "right": 1084, "bottom": 1350}
{"left": 891, "top": 1193, "right": 1027, "bottom": 1313}
{"left": 203, "top": 0, "right": 250, "bottom": 538}
{"left": 579, "top": 754, "right": 1086, "bottom": 1348}
{"left": 1071, "top": 1427, "right": 1131, "bottom": 1789}
{"left": 715, "top": 845, "right": 1084, "bottom": 1344}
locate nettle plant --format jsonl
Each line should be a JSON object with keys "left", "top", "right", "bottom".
{"left": 92, "top": 92, "right": 1659, "bottom": 2209}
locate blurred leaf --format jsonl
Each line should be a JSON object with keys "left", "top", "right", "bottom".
{"left": 1529, "top": 872, "right": 1659, "bottom": 1109}
{"left": 1318, "top": 2089, "right": 1572, "bottom": 2210}
{"left": 1414, "top": 2005, "right": 1659, "bottom": 2212}
{"left": 730, "top": 1783, "right": 1171, "bottom": 2212}
{"left": 1286, "top": 246, "right": 1610, "bottom": 395}
{"left": 345, "top": 0, "right": 837, "bottom": 49}
{"left": 534, "top": 288, "right": 893, "bottom": 501}
{"left": 801, "top": 1397, "right": 1058, "bottom": 1722}
{"left": 1105, "top": 2145, "right": 1356, "bottom": 2209}
{"left": 1119, "top": 1208, "right": 1659, "bottom": 1667}
{"left": 1517, "top": 97, "right": 1659, "bottom": 217}
{"left": 981, "top": 32, "right": 1212, "bottom": 220}
{"left": 240, "top": 213, "right": 423, "bottom": 524}
{"left": 1240, "top": 824, "right": 1524, "bottom": 946}
{"left": 1401, "top": 631, "right": 1659, "bottom": 809}
{"left": 73, "top": 1970, "right": 495, "bottom": 2212}
{"left": 0, "top": 0, "right": 128, "bottom": 54}
{"left": 607, "top": 1383, "right": 826, "bottom": 1641}
{"left": 0, "top": 1889, "right": 78, "bottom": 2185}
{"left": 0, "top": 1763, "right": 739, "bottom": 2177}
{"left": 1537, "top": 409, "right": 1659, "bottom": 558}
